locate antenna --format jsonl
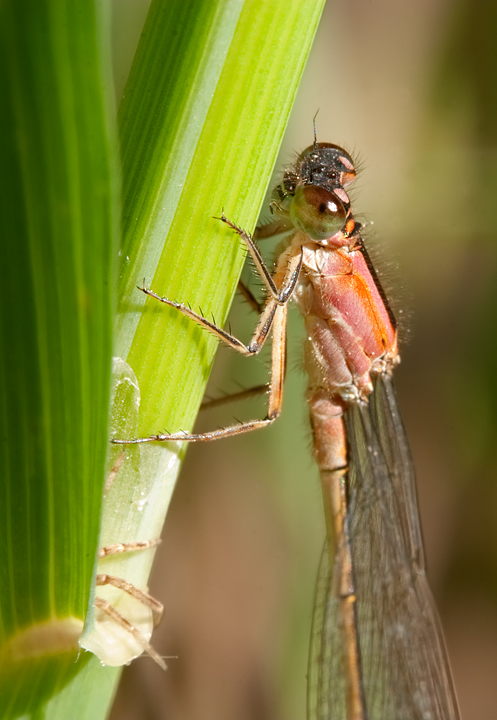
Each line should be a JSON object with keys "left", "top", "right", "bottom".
{"left": 313, "top": 110, "right": 319, "bottom": 150}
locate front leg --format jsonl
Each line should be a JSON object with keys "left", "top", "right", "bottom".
{"left": 217, "top": 212, "right": 301, "bottom": 304}
{"left": 139, "top": 280, "right": 278, "bottom": 357}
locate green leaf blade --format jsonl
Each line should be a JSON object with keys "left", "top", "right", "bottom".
{"left": 0, "top": 0, "right": 120, "bottom": 716}
{"left": 82, "top": 0, "right": 326, "bottom": 680}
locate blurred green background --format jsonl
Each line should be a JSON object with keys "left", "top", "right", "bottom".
{"left": 110, "top": 1, "right": 497, "bottom": 719}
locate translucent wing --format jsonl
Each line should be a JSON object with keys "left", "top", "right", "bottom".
{"left": 308, "top": 374, "right": 460, "bottom": 720}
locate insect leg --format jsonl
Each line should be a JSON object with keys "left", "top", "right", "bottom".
{"left": 96, "top": 574, "right": 163, "bottom": 626}
{"left": 201, "top": 383, "right": 269, "bottom": 410}
{"left": 94, "top": 597, "right": 166, "bottom": 670}
{"left": 237, "top": 279, "right": 263, "bottom": 313}
{"left": 217, "top": 212, "right": 300, "bottom": 303}
{"left": 98, "top": 538, "right": 162, "bottom": 558}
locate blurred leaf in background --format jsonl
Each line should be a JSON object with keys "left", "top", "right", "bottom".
{"left": 402, "top": 1, "right": 497, "bottom": 717}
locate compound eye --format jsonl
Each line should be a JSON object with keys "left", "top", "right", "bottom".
{"left": 290, "top": 185, "right": 346, "bottom": 240}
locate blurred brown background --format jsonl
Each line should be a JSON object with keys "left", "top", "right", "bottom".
{"left": 110, "top": 1, "right": 497, "bottom": 718}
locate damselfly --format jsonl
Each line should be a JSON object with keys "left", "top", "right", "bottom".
{"left": 114, "top": 138, "right": 460, "bottom": 720}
